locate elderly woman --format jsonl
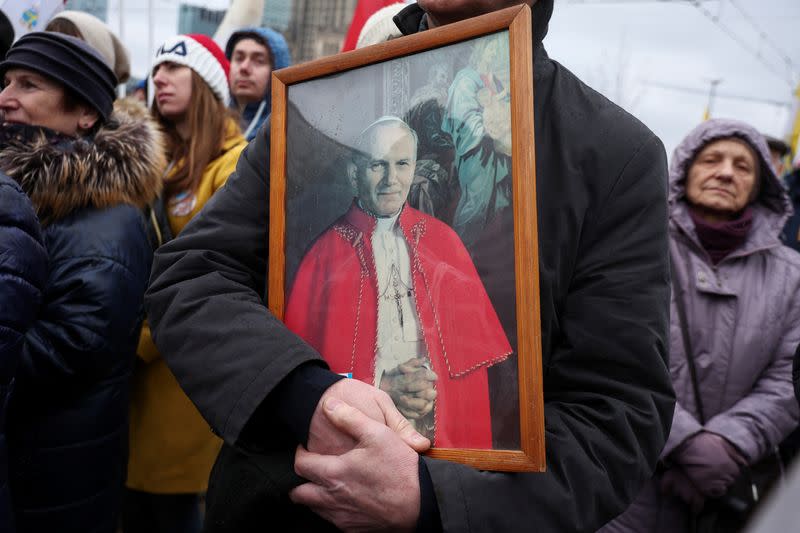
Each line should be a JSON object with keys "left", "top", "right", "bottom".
{"left": 0, "top": 32, "right": 163, "bottom": 532}
{"left": 603, "top": 119, "right": 800, "bottom": 533}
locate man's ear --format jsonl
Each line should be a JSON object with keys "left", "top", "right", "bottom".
{"left": 347, "top": 161, "right": 358, "bottom": 189}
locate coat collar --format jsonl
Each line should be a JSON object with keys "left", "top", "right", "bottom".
{"left": 0, "top": 100, "right": 165, "bottom": 227}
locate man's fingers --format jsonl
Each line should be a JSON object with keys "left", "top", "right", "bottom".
{"left": 322, "top": 397, "right": 381, "bottom": 443}
{"left": 399, "top": 357, "right": 424, "bottom": 368}
{"left": 377, "top": 393, "right": 430, "bottom": 452}
{"left": 294, "top": 445, "right": 342, "bottom": 486}
{"left": 399, "top": 395, "right": 430, "bottom": 412}
{"left": 416, "top": 388, "right": 437, "bottom": 401}
{"left": 289, "top": 480, "right": 330, "bottom": 508}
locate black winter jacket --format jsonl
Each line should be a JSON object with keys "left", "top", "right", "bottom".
{"left": 0, "top": 172, "right": 47, "bottom": 533}
{"left": 146, "top": 2, "right": 675, "bottom": 531}
{"left": 0, "top": 108, "right": 163, "bottom": 533}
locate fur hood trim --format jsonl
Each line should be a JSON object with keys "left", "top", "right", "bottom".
{"left": 0, "top": 100, "right": 165, "bottom": 226}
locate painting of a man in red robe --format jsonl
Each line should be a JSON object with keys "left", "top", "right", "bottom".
{"left": 284, "top": 116, "right": 511, "bottom": 449}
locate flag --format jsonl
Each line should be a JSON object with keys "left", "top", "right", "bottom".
{"left": 341, "top": 0, "right": 405, "bottom": 52}
{"left": 1, "top": 0, "right": 65, "bottom": 42}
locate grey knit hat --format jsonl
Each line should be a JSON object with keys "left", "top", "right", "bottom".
{"left": 0, "top": 31, "right": 117, "bottom": 122}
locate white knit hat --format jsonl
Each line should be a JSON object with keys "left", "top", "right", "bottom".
{"left": 149, "top": 33, "right": 230, "bottom": 106}
{"left": 356, "top": 3, "right": 406, "bottom": 49}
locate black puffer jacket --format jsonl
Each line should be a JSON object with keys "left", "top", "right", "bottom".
{"left": 0, "top": 172, "right": 47, "bottom": 533}
{"left": 0, "top": 104, "right": 163, "bottom": 533}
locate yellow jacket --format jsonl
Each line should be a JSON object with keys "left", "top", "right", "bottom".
{"left": 127, "top": 121, "right": 246, "bottom": 493}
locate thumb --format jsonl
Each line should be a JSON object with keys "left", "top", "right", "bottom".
{"left": 377, "top": 393, "right": 431, "bottom": 452}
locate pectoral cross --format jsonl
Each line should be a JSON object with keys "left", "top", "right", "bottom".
{"left": 386, "top": 263, "right": 413, "bottom": 329}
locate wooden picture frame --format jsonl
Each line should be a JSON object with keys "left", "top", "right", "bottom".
{"left": 269, "top": 4, "right": 543, "bottom": 472}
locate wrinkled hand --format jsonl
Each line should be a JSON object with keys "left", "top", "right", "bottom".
{"left": 660, "top": 468, "right": 705, "bottom": 514}
{"left": 379, "top": 358, "right": 437, "bottom": 420}
{"left": 291, "top": 397, "right": 421, "bottom": 532}
{"left": 672, "top": 431, "right": 747, "bottom": 498}
{"left": 308, "top": 378, "right": 430, "bottom": 457}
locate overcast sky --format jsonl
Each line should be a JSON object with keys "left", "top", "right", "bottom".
{"left": 105, "top": 0, "right": 799, "bottom": 158}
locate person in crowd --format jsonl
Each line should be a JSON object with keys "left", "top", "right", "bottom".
{"left": 144, "top": 1, "right": 675, "bottom": 531}
{"left": 225, "top": 27, "right": 290, "bottom": 141}
{"left": 131, "top": 79, "right": 147, "bottom": 103}
{"left": 284, "top": 116, "right": 511, "bottom": 448}
{"left": 122, "top": 34, "right": 246, "bottom": 533}
{"left": 0, "top": 172, "right": 47, "bottom": 533}
{"left": 0, "top": 32, "right": 162, "bottom": 532}
{"left": 780, "top": 159, "right": 800, "bottom": 252}
{"left": 765, "top": 135, "right": 791, "bottom": 179}
{"left": 0, "top": 10, "right": 13, "bottom": 59}
{"left": 45, "top": 10, "right": 131, "bottom": 84}
{"left": 602, "top": 118, "right": 800, "bottom": 533}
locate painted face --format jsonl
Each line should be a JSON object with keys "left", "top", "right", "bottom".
{"left": 686, "top": 138, "right": 759, "bottom": 221}
{"left": 0, "top": 68, "right": 95, "bottom": 135}
{"left": 417, "top": 0, "right": 536, "bottom": 27}
{"left": 229, "top": 38, "right": 272, "bottom": 105}
{"left": 351, "top": 124, "right": 417, "bottom": 217}
{"left": 152, "top": 61, "right": 193, "bottom": 121}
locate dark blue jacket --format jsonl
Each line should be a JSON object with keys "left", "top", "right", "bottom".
{"left": 0, "top": 111, "right": 162, "bottom": 532}
{"left": 0, "top": 172, "right": 47, "bottom": 533}
{"left": 781, "top": 168, "right": 800, "bottom": 252}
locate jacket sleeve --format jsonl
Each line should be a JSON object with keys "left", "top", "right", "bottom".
{"left": 661, "top": 401, "right": 703, "bottom": 458}
{"left": 18, "top": 252, "right": 147, "bottom": 384}
{"left": 144, "top": 125, "right": 324, "bottom": 443}
{"left": 705, "top": 278, "right": 800, "bottom": 462}
{"left": 0, "top": 178, "right": 47, "bottom": 368}
{"left": 422, "top": 135, "right": 675, "bottom": 533}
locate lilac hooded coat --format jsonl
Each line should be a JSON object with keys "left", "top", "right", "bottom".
{"left": 602, "top": 119, "right": 800, "bottom": 533}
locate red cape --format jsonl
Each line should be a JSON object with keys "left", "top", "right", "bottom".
{"left": 285, "top": 203, "right": 511, "bottom": 448}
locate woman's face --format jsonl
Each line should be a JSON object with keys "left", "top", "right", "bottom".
{"left": 685, "top": 138, "right": 759, "bottom": 221}
{"left": 0, "top": 68, "right": 96, "bottom": 136}
{"left": 152, "top": 62, "right": 192, "bottom": 121}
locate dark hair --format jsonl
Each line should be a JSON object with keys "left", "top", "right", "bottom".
{"left": 230, "top": 33, "right": 273, "bottom": 67}
{"left": 58, "top": 85, "right": 103, "bottom": 135}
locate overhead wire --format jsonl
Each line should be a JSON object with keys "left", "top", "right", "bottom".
{"left": 686, "top": 0, "right": 795, "bottom": 88}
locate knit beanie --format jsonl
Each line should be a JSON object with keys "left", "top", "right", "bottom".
{"left": 356, "top": 3, "right": 405, "bottom": 49}
{"left": 150, "top": 34, "right": 230, "bottom": 105}
{"left": 0, "top": 31, "right": 117, "bottom": 122}
{"left": 47, "top": 10, "right": 131, "bottom": 83}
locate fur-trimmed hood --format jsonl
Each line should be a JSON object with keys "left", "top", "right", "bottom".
{"left": 0, "top": 100, "right": 165, "bottom": 226}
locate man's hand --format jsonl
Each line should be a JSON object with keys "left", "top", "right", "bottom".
{"left": 308, "top": 377, "right": 430, "bottom": 456}
{"left": 291, "top": 397, "right": 421, "bottom": 532}
{"left": 379, "top": 358, "right": 437, "bottom": 419}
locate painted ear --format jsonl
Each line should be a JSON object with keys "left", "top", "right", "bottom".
{"left": 347, "top": 161, "right": 358, "bottom": 188}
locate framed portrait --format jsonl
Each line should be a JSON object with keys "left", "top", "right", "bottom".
{"left": 269, "top": 4, "right": 543, "bottom": 472}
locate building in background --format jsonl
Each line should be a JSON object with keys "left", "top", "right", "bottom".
{"left": 178, "top": 4, "right": 225, "bottom": 36}
{"left": 287, "top": 0, "right": 357, "bottom": 62}
{"left": 172, "top": 0, "right": 357, "bottom": 64}
{"left": 65, "top": 0, "right": 107, "bottom": 21}
{"left": 262, "top": 0, "right": 292, "bottom": 32}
